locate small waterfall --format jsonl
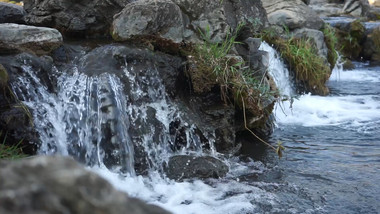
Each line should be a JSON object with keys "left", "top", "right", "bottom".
{"left": 259, "top": 42, "right": 294, "bottom": 97}
{"left": 10, "top": 54, "right": 215, "bottom": 175}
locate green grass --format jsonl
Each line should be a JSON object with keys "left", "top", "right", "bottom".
{"left": 0, "top": 132, "right": 27, "bottom": 160}
{"left": 261, "top": 27, "right": 331, "bottom": 95}
{"left": 322, "top": 24, "right": 339, "bottom": 69}
{"left": 190, "top": 23, "right": 277, "bottom": 110}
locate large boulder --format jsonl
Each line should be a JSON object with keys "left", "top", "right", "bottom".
{"left": 165, "top": 155, "right": 229, "bottom": 180}
{"left": 0, "top": 2, "right": 25, "bottom": 24}
{"left": 263, "top": 0, "right": 324, "bottom": 30}
{"left": 23, "top": 0, "right": 132, "bottom": 38}
{"left": 111, "top": 0, "right": 185, "bottom": 43}
{"left": 111, "top": 0, "right": 268, "bottom": 43}
{"left": 0, "top": 156, "right": 171, "bottom": 214}
{"left": 0, "top": 23, "right": 62, "bottom": 55}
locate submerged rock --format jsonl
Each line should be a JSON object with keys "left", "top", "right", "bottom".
{"left": 0, "top": 23, "right": 62, "bottom": 55}
{"left": 0, "top": 2, "right": 25, "bottom": 24}
{"left": 0, "top": 156, "right": 171, "bottom": 214}
{"left": 165, "top": 155, "right": 229, "bottom": 180}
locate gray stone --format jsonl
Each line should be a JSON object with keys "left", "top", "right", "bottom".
{"left": 112, "top": 0, "right": 185, "bottom": 43}
{"left": 23, "top": 0, "right": 132, "bottom": 38}
{"left": 0, "top": 2, "right": 25, "bottom": 24}
{"left": 0, "top": 23, "right": 62, "bottom": 55}
{"left": 0, "top": 156, "right": 171, "bottom": 214}
{"left": 111, "top": 0, "right": 268, "bottom": 43}
{"left": 263, "top": 0, "right": 324, "bottom": 30}
{"left": 165, "top": 155, "right": 229, "bottom": 180}
{"left": 293, "top": 28, "right": 329, "bottom": 62}
{"left": 342, "top": 0, "right": 362, "bottom": 16}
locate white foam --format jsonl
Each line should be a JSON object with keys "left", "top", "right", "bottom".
{"left": 91, "top": 161, "right": 277, "bottom": 214}
{"left": 329, "top": 68, "right": 380, "bottom": 82}
{"left": 275, "top": 94, "right": 380, "bottom": 127}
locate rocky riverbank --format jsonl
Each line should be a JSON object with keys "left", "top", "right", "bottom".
{"left": 1, "top": 0, "right": 379, "bottom": 213}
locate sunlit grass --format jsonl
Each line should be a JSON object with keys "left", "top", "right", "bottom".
{"left": 0, "top": 0, "right": 23, "bottom": 6}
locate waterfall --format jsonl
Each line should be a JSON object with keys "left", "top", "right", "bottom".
{"left": 259, "top": 42, "right": 294, "bottom": 97}
{"left": 10, "top": 56, "right": 215, "bottom": 175}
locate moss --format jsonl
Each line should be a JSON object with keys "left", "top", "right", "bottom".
{"left": 0, "top": 64, "right": 9, "bottom": 88}
{"left": 335, "top": 20, "right": 365, "bottom": 59}
{"left": 322, "top": 25, "right": 339, "bottom": 69}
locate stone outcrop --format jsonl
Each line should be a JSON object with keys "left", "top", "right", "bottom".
{"left": 165, "top": 155, "right": 229, "bottom": 180}
{"left": 111, "top": 0, "right": 268, "bottom": 43}
{"left": 0, "top": 23, "right": 62, "bottom": 55}
{"left": 263, "top": 0, "right": 324, "bottom": 30}
{"left": 23, "top": 0, "right": 132, "bottom": 38}
{"left": 112, "top": 1, "right": 185, "bottom": 43}
{"left": 293, "top": 28, "right": 329, "bottom": 62}
{"left": 0, "top": 156, "right": 171, "bottom": 214}
{"left": 0, "top": 2, "right": 25, "bottom": 24}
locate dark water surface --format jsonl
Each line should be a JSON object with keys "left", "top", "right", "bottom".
{"left": 266, "top": 64, "right": 380, "bottom": 214}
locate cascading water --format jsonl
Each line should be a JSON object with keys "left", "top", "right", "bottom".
{"left": 10, "top": 42, "right": 380, "bottom": 213}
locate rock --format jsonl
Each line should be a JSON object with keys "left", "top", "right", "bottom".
{"left": 293, "top": 28, "right": 329, "bottom": 62}
{"left": 263, "top": 0, "right": 324, "bottom": 30}
{"left": 23, "top": 0, "right": 131, "bottom": 38}
{"left": 362, "top": 26, "right": 380, "bottom": 60}
{"left": 165, "top": 155, "right": 229, "bottom": 180}
{"left": 342, "top": 0, "right": 363, "bottom": 16}
{"left": 0, "top": 2, "right": 25, "bottom": 24}
{"left": 0, "top": 156, "right": 171, "bottom": 214}
{"left": 0, "top": 23, "right": 62, "bottom": 55}
{"left": 111, "top": 0, "right": 268, "bottom": 43}
{"left": 112, "top": 0, "right": 185, "bottom": 43}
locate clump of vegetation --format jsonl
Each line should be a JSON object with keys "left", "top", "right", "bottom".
{"left": 181, "top": 24, "right": 284, "bottom": 158}
{"left": 0, "top": 0, "right": 23, "bottom": 6}
{"left": 261, "top": 27, "right": 331, "bottom": 95}
{"left": 0, "top": 131, "right": 27, "bottom": 160}
{"left": 335, "top": 20, "right": 365, "bottom": 59}
{"left": 322, "top": 24, "right": 339, "bottom": 69}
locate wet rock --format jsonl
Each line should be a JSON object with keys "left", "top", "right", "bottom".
{"left": 0, "top": 2, "right": 25, "bottom": 24}
{"left": 263, "top": 0, "right": 324, "bottom": 30}
{"left": 0, "top": 156, "right": 171, "bottom": 214}
{"left": 23, "top": 0, "right": 132, "bottom": 38}
{"left": 0, "top": 23, "right": 62, "bottom": 55}
{"left": 165, "top": 155, "right": 229, "bottom": 180}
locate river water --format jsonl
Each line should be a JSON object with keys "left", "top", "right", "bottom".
{"left": 11, "top": 43, "right": 380, "bottom": 213}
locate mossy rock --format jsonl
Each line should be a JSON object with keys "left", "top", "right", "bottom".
{"left": 335, "top": 20, "right": 365, "bottom": 60}
{"left": 0, "top": 64, "right": 9, "bottom": 86}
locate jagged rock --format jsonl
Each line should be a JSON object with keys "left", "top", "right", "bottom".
{"left": 0, "top": 2, "right": 25, "bottom": 24}
{"left": 342, "top": 0, "right": 363, "bottom": 16}
{"left": 0, "top": 23, "right": 62, "bottom": 55}
{"left": 0, "top": 156, "right": 171, "bottom": 214}
{"left": 263, "top": 0, "right": 324, "bottom": 30}
{"left": 23, "top": 0, "right": 132, "bottom": 38}
{"left": 165, "top": 155, "right": 229, "bottom": 180}
{"left": 111, "top": 0, "right": 268, "bottom": 43}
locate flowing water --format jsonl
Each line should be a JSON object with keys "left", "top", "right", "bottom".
{"left": 11, "top": 43, "right": 380, "bottom": 214}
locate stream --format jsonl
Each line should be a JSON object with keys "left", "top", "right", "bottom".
{"left": 10, "top": 42, "right": 380, "bottom": 213}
